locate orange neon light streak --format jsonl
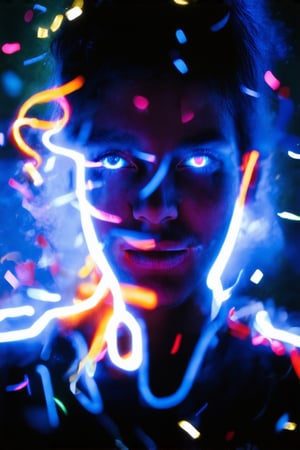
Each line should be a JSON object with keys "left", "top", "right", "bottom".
{"left": 74, "top": 305, "right": 113, "bottom": 379}
{"left": 120, "top": 283, "right": 157, "bottom": 309}
{"left": 11, "top": 76, "right": 85, "bottom": 168}
{"left": 238, "top": 150, "right": 259, "bottom": 207}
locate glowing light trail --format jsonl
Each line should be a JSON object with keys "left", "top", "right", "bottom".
{"left": 36, "top": 364, "right": 59, "bottom": 428}
{"left": 278, "top": 211, "right": 300, "bottom": 221}
{"left": 6, "top": 375, "right": 30, "bottom": 392}
{"left": 0, "top": 279, "right": 108, "bottom": 342}
{"left": 139, "top": 154, "right": 171, "bottom": 199}
{"left": 288, "top": 150, "right": 300, "bottom": 160}
{"left": 0, "top": 306, "right": 34, "bottom": 321}
{"left": 42, "top": 126, "right": 143, "bottom": 371}
{"left": 11, "top": 75, "right": 84, "bottom": 168}
{"left": 210, "top": 11, "right": 230, "bottom": 32}
{"left": 207, "top": 150, "right": 259, "bottom": 317}
{"left": 254, "top": 310, "right": 300, "bottom": 348}
{"left": 138, "top": 315, "right": 223, "bottom": 409}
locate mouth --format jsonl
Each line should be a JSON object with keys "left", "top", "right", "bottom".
{"left": 125, "top": 249, "right": 189, "bottom": 270}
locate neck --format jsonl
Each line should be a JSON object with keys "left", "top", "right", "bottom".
{"left": 129, "top": 294, "right": 212, "bottom": 395}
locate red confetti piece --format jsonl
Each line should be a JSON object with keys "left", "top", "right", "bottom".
{"left": 227, "top": 308, "right": 250, "bottom": 339}
{"left": 225, "top": 430, "right": 235, "bottom": 441}
{"left": 50, "top": 257, "right": 60, "bottom": 275}
{"left": 290, "top": 348, "right": 300, "bottom": 379}
{"left": 170, "top": 333, "right": 182, "bottom": 355}
{"left": 278, "top": 86, "right": 290, "bottom": 99}
{"left": 36, "top": 234, "right": 49, "bottom": 248}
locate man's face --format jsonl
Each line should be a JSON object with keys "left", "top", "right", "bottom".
{"left": 81, "top": 80, "right": 241, "bottom": 310}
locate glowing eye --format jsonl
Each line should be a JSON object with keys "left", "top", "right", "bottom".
{"left": 177, "top": 153, "right": 220, "bottom": 173}
{"left": 185, "top": 155, "right": 209, "bottom": 168}
{"left": 100, "top": 154, "right": 130, "bottom": 170}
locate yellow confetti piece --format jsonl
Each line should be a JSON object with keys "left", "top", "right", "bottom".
{"left": 178, "top": 420, "right": 201, "bottom": 439}
{"left": 77, "top": 255, "right": 96, "bottom": 279}
{"left": 50, "top": 14, "right": 64, "bottom": 32}
{"left": 37, "top": 27, "right": 49, "bottom": 39}
{"left": 284, "top": 421, "right": 297, "bottom": 431}
{"left": 72, "top": 0, "right": 84, "bottom": 8}
{"left": 173, "top": 0, "right": 190, "bottom": 5}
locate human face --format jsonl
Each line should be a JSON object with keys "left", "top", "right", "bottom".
{"left": 82, "top": 80, "right": 241, "bottom": 310}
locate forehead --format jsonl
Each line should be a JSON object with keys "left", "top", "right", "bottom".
{"left": 85, "top": 79, "right": 237, "bottom": 151}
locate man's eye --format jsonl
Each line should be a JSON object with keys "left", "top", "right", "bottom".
{"left": 100, "top": 153, "right": 133, "bottom": 170}
{"left": 177, "top": 154, "right": 220, "bottom": 173}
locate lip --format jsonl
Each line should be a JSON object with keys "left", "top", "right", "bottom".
{"left": 124, "top": 248, "right": 190, "bottom": 270}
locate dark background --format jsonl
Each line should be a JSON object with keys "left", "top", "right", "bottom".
{"left": 0, "top": 0, "right": 299, "bottom": 152}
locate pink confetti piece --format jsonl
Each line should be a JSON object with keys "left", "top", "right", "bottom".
{"left": 133, "top": 95, "right": 149, "bottom": 111}
{"left": 24, "top": 9, "right": 34, "bottom": 23}
{"left": 264, "top": 70, "right": 280, "bottom": 91}
{"left": 4, "top": 270, "right": 20, "bottom": 289}
{"left": 1, "top": 42, "right": 21, "bottom": 55}
{"left": 8, "top": 178, "right": 33, "bottom": 201}
{"left": 15, "top": 261, "right": 36, "bottom": 286}
{"left": 181, "top": 110, "right": 194, "bottom": 124}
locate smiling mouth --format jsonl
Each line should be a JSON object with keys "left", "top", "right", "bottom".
{"left": 125, "top": 249, "right": 189, "bottom": 270}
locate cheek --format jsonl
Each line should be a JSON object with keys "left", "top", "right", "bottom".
{"left": 87, "top": 173, "right": 133, "bottom": 216}
{"left": 86, "top": 175, "right": 135, "bottom": 242}
{"left": 178, "top": 173, "right": 239, "bottom": 238}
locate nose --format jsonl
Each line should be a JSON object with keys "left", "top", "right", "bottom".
{"left": 132, "top": 175, "right": 178, "bottom": 226}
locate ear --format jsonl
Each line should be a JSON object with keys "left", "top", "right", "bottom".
{"left": 240, "top": 150, "right": 260, "bottom": 204}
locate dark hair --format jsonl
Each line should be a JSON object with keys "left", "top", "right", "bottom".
{"left": 50, "top": 0, "right": 286, "bottom": 156}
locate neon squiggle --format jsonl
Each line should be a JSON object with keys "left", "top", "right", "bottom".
{"left": 11, "top": 76, "right": 84, "bottom": 168}
{"left": 42, "top": 128, "right": 143, "bottom": 371}
{"left": 207, "top": 150, "right": 259, "bottom": 319}
{"left": 36, "top": 364, "right": 60, "bottom": 428}
{"left": 254, "top": 310, "right": 300, "bottom": 348}
{"left": 9, "top": 78, "right": 143, "bottom": 371}
{"left": 0, "top": 280, "right": 108, "bottom": 342}
{"left": 138, "top": 314, "right": 223, "bottom": 408}
{"left": 277, "top": 211, "right": 300, "bottom": 221}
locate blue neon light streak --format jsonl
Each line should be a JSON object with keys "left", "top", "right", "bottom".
{"left": 138, "top": 317, "right": 222, "bottom": 409}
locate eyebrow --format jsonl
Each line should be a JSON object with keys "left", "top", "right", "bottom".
{"left": 86, "top": 131, "right": 156, "bottom": 163}
{"left": 85, "top": 128, "right": 233, "bottom": 161}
